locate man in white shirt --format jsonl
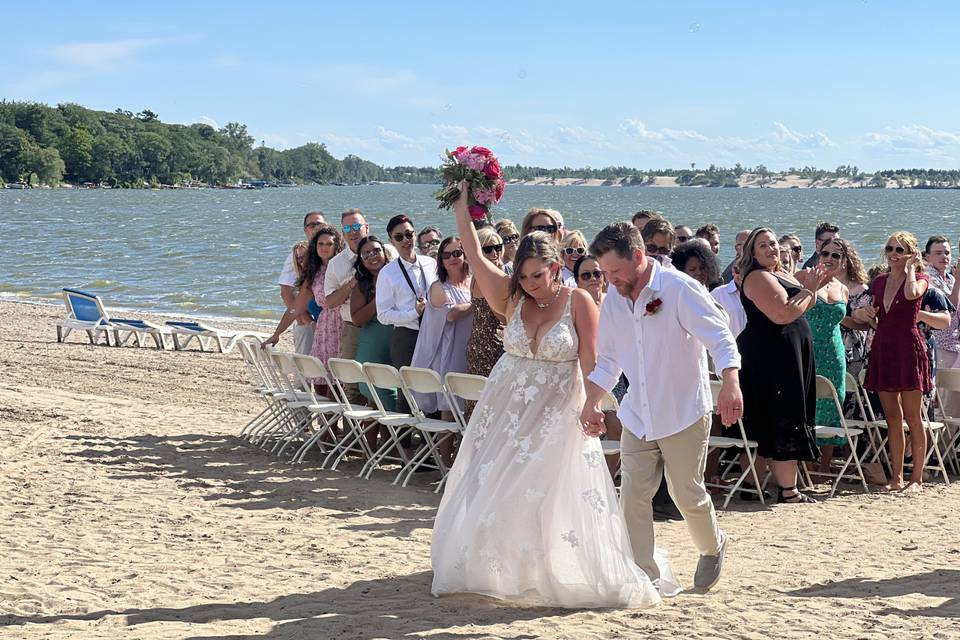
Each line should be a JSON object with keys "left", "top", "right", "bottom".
{"left": 278, "top": 211, "right": 325, "bottom": 354}
{"left": 581, "top": 221, "right": 743, "bottom": 592}
{"left": 711, "top": 267, "right": 747, "bottom": 337}
{"left": 376, "top": 214, "right": 438, "bottom": 414}
{"left": 640, "top": 217, "right": 676, "bottom": 270}
{"left": 324, "top": 208, "right": 397, "bottom": 402}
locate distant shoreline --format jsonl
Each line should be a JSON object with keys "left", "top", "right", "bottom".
{"left": 507, "top": 174, "right": 960, "bottom": 190}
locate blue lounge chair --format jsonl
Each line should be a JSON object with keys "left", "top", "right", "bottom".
{"left": 165, "top": 320, "right": 268, "bottom": 353}
{"left": 55, "top": 288, "right": 172, "bottom": 349}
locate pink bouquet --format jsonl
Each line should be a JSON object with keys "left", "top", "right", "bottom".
{"left": 434, "top": 145, "right": 506, "bottom": 221}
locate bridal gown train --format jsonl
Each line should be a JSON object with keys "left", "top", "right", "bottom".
{"left": 431, "top": 294, "right": 676, "bottom": 608}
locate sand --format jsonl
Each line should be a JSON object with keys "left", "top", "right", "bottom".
{"left": 1, "top": 299, "right": 958, "bottom": 639}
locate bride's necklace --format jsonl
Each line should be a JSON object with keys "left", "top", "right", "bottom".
{"left": 534, "top": 285, "right": 562, "bottom": 309}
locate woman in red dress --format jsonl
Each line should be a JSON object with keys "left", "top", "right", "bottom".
{"left": 854, "top": 231, "right": 930, "bottom": 493}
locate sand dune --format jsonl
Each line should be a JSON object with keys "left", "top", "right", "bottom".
{"left": 0, "top": 300, "right": 957, "bottom": 639}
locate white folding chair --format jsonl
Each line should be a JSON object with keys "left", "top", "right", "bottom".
{"left": 932, "top": 368, "right": 960, "bottom": 475}
{"left": 706, "top": 380, "right": 766, "bottom": 508}
{"left": 270, "top": 354, "right": 344, "bottom": 458}
{"left": 844, "top": 371, "right": 890, "bottom": 470}
{"left": 807, "top": 376, "right": 869, "bottom": 497}
{"left": 359, "top": 363, "right": 421, "bottom": 479}
{"left": 398, "top": 367, "right": 462, "bottom": 491}
{"left": 321, "top": 358, "right": 383, "bottom": 470}
{"left": 444, "top": 372, "right": 487, "bottom": 431}
{"left": 240, "top": 344, "right": 296, "bottom": 444}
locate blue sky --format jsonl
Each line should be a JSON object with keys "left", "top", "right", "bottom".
{"left": 5, "top": 1, "right": 960, "bottom": 171}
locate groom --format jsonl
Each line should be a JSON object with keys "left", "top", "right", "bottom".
{"left": 580, "top": 221, "right": 743, "bottom": 591}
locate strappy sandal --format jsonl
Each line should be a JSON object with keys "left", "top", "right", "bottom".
{"left": 777, "top": 486, "right": 817, "bottom": 504}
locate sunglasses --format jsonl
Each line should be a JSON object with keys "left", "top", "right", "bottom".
{"left": 361, "top": 247, "right": 384, "bottom": 260}
{"left": 440, "top": 249, "right": 464, "bottom": 260}
{"left": 501, "top": 233, "right": 520, "bottom": 245}
{"left": 392, "top": 230, "right": 415, "bottom": 242}
{"left": 531, "top": 224, "right": 558, "bottom": 234}
{"left": 819, "top": 249, "right": 843, "bottom": 260}
{"left": 482, "top": 243, "right": 504, "bottom": 255}
{"left": 791, "top": 246, "right": 803, "bottom": 254}
{"left": 579, "top": 270, "right": 604, "bottom": 282}
{"left": 305, "top": 221, "right": 324, "bottom": 229}
{"left": 419, "top": 239, "right": 441, "bottom": 248}
{"left": 563, "top": 247, "right": 586, "bottom": 256}
{"left": 677, "top": 235, "right": 691, "bottom": 243}
{"left": 342, "top": 222, "right": 364, "bottom": 233}
{"left": 645, "top": 244, "right": 671, "bottom": 256}
{"left": 885, "top": 245, "right": 908, "bottom": 255}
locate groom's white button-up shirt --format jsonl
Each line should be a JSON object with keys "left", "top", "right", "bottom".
{"left": 588, "top": 259, "right": 741, "bottom": 441}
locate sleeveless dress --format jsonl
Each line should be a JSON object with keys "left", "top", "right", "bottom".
{"left": 431, "top": 295, "right": 675, "bottom": 608}
{"left": 464, "top": 296, "right": 505, "bottom": 419}
{"left": 864, "top": 273, "right": 932, "bottom": 393}
{"left": 737, "top": 274, "right": 819, "bottom": 462}
{"left": 806, "top": 297, "right": 847, "bottom": 446}
{"left": 309, "top": 264, "right": 342, "bottom": 367}
{"left": 410, "top": 282, "right": 474, "bottom": 413}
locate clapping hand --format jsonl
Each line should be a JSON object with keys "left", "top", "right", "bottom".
{"left": 951, "top": 259, "right": 960, "bottom": 280}
{"left": 795, "top": 264, "right": 830, "bottom": 292}
{"left": 852, "top": 304, "right": 878, "bottom": 324}
{"left": 578, "top": 403, "right": 606, "bottom": 438}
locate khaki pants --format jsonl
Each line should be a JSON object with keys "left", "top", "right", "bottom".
{"left": 339, "top": 322, "right": 363, "bottom": 405}
{"left": 620, "top": 413, "right": 721, "bottom": 580}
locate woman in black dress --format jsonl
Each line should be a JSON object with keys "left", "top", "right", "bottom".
{"left": 737, "top": 228, "right": 829, "bottom": 503}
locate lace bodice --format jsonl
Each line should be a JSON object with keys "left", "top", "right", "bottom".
{"left": 503, "top": 294, "right": 579, "bottom": 362}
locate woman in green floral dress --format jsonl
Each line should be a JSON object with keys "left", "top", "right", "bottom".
{"left": 805, "top": 239, "right": 850, "bottom": 471}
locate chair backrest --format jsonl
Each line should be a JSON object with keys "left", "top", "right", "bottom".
{"left": 935, "top": 367, "right": 960, "bottom": 393}
{"left": 236, "top": 340, "right": 266, "bottom": 387}
{"left": 362, "top": 362, "right": 410, "bottom": 416}
{"left": 327, "top": 358, "right": 367, "bottom": 384}
{"left": 444, "top": 372, "right": 487, "bottom": 402}
{"left": 290, "top": 354, "right": 335, "bottom": 402}
{"left": 399, "top": 366, "right": 444, "bottom": 394}
{"left": 270, "top": 351, "right": 299, "bottom": 395}
{"left": 815, "top": 375, "right": 839, "bottom": 401}
{"left": 62, "top": 288, "right": 109, "bottom": 323}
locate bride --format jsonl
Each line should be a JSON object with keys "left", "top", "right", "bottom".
{"left": 431, "top": 184, "right": 677, "bottom": 608}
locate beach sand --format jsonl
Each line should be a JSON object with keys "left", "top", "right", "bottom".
{"left": 1, "top": 299, "right": 958, "bottom": 639}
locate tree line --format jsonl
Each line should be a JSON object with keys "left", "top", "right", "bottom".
{"left": 2, "top": 101, "right": 958, "bottom": 188}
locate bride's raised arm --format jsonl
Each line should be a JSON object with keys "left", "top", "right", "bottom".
{"left": 453, "top": 180, "right": 512, "bottom": 317}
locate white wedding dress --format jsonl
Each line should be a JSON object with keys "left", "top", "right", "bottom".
{"left": 431, "top": 294, "right": 677, "bottom": 608}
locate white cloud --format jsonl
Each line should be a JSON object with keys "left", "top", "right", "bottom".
{"left": 377, "top": 126, "right": 423, "bottom": 149}
{"left": 556, "top": 126, "right": 608, "bottom": 147}
{"left": 320, "top": 132, "right": 380, "bottom": 152}
{"left": 865, "top": 125, "right": 960, "bottom": 150}
{"left": 49, "top": 37, "right": 171, "bottom": 67}
{"left": 620, "top": 119, "right": 710, "bottom": 143}
{"left": 620, "top": 119, "right": 665, "bottom": 141}
{"left": 432, "top": 124, "right": 470, "bottom": 139}
{"left": 769, "top": 122, "right": 834, "bottom": 149}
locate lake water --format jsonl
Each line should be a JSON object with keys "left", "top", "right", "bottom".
{"left": 3, "top": 185, "right": 960, "bottom": 321}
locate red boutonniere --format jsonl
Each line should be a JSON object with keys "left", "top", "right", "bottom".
{"left": 644, "top": 298, "right": 663, "bottom": 316}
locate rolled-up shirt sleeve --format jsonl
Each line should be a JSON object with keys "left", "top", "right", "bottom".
{"left": 587, "top": 294, "right": 623, "bottom": 392}
{"left": 677, "top": 280, "right": 741, "bottom": 372}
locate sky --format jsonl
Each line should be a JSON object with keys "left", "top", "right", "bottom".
{"left": 4, "top": 1, "right": 960, "bottom": 171}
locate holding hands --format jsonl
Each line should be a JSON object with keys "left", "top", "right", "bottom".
{"left": 579, "top": 403, "right": 606, "bottom": 438}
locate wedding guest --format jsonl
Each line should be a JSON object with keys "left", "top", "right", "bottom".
{"left": 805, "top": 239, "right": 850, "bottom": 473}
{"left": 574, "top": 254, "right": 623, "bottom": 477}
{"left": 324, "top": 209, "right": 397, "bottom": 404}
{"left": 779, "top": 245, "right": 797, "bottom": 273}
{"left": 581, "top": 221, "right": 743, "bottom": 590}
{"left": 721, "top": 229, "right": 750, "bottom": 283}
{"left": 262, "top": 240, "right": 308, "bottom": 350}
{"left": 924, "top": 235, "right": 960, "bottom": 413}
{"left": 466, "top": 226, "right": 507, "bottom": 384}
{"left": 671, "top": 240, "right": 722, "bottom": 290}
{"left": 695, "top": 223, "right": 721, "bottom": 254}
{"left": 351, "top": 236, "right": 397, "bottom": 415}
{"left": 377, "top": 214, "right": 438, "bottom": 415}
{"left": 561, "top": 230, "right": 588, "bottom": 285}
{"left": 410, "top": 236, "right": 474, "bottom": 464}
{"left": 835, "top": 239, "right": 871, "bottom": 381}
{"left": 801, "top": 221, "right": 840, "bottom": 269}
{"left": 640, "top": 218, "right": 675, "bottom": 268}
{"left": 675, "top": 225, "right": 694, "bottom": 244}
{"left": 711, "top": 266, "right": 747, "bottom": 337}
{"left": 520, "top": 208, "right": 564, "bottom": 245}
{"left": 417, "top": 226, "right": 442, "bottom": 258}
{"left": 495, "top": 219, "right": 520, "bottom": 267}
{"left": 278, "top": 211, "right": 326, "bottom": 353}
{"left": 852, "top": 232, "right": 930, "bottom": 492}
{"left": 737, "top": 228, "right": 824, "bottom": 503}
{"left": 780, "top": 233, "right": 804, "bottom": 267}
{"left": 631, "top": 209, "right": 663, "bottom": 230}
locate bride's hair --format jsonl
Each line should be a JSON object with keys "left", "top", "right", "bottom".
{"left": 508, "top": 231, "right": 562, "bottom": 299}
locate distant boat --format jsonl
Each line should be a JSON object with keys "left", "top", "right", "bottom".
{"left": 5, "top": 183, "right": 28, "bottom": 189}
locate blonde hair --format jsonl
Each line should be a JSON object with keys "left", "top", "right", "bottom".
{"left": 477, "top": 226, "right": 501, "bottom": 247}
{"left": 520, "top": 208, "right": 563, "bottom": 240}
{"left": 495, "top": 219, "right": 519, "bottom": 237}
{"left": 884, "top": 231, "right": 921, "bottom": 263}
{"left": 291, "top": 240, "right": 308, "bottom": 279}
{"left": 562, "top": 229, "right": 587, "bottom": 249}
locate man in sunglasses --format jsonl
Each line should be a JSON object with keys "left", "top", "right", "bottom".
{"left": 278, "top": 211, "right": 326, "bottom": 354}
{"left": 324, "top": 209, "right": 398, "bottom": 403}
{"left": 800, "top": 221, "right": 840, "bottom": 269}
{"left": 640, "top": 218, "right": 676, "bottom": 269}
{"left": 377, "top": 214, "right": 438, "bottom": 417}
{"left": 720, "top": 229, "right": 751, "bottom": 284}
{"left": 417, "top": 226, "right": 442, "bottom": 259}
{"left": 675, "top": 225, "right": 694, "bottom": 245}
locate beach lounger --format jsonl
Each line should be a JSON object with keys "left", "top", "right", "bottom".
{"left": 164, "top": 320, "right": 267, "bottom": 353}
{"left": 55, "top": 288, "right": 172, "bottom": 349}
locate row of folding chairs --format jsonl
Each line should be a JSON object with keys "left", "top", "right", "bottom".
{"left": 235, "top": 340, "right": 487, "bottom": 493}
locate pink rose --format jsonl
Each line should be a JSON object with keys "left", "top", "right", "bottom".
{"left": 482, "top": 157, "right": 501, "bottom": 179}
{"left": 463, "top": 153, "right": 486, "bottom": 171}
{"left": 468, "top": 203, "right": 488, "bottom": 220}
{"left": 474, "top": 188, "right": 495, "bottom": 205}
{"left": 451, "top": 146, "right": 468, "bottom": 160}
{"left": 470, "top": 146, "right": 493, "bottom": 157}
